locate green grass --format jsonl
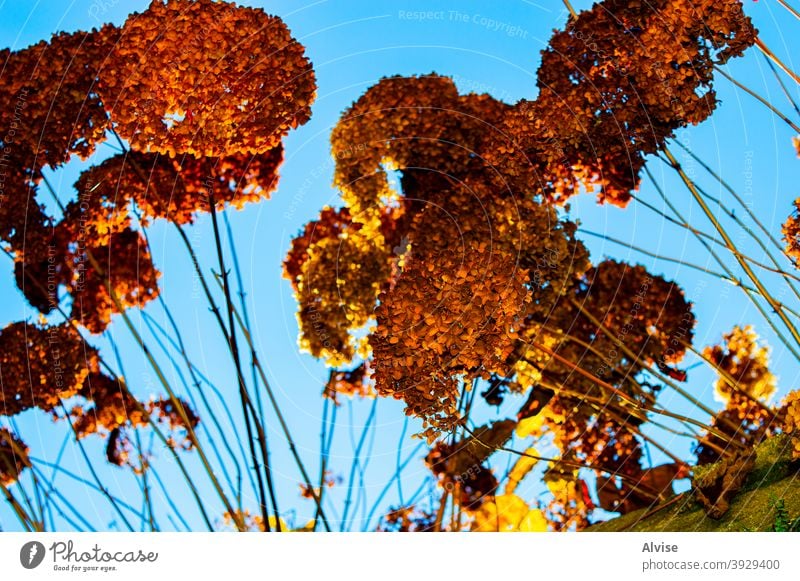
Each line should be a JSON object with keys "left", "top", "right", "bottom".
{"left": 586, "top": 435, "right": 800, "bottom": 532}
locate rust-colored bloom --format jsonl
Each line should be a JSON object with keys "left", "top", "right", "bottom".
{"left": 147, "top": 397, "right": 199, "bottom": 450}
{"left": 0, "top": 428, "right": 29, "bottom": 486}
{"left": 0, "top": 26, "right": 116, "bottom": 170}
{"left": 71, "top": 373, "right": 148, "bottom": 438}
{"left": 322, "top": 363, "right": 375, "bottom": 405}
{"left": 782, "top": 199, "right": 800, "bottom": 267}
{"left": 99, "top": 0, "right": 315, "bottom": 157}
{"left": 486, "top": 0, "right": 756, "bottom": 206}
{"left": 63, "top": 227, "right": 160, "bottom": 334}
{"left": 0, "top": 321, "right": 97, "bottom": 416}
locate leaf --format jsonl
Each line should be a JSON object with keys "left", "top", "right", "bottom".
{"left": 504, "top": 448, "right": 539, "bottom": 495}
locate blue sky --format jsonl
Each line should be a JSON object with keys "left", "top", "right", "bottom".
{"left": 1, "top": 0, "right": 800, "bottom": 531}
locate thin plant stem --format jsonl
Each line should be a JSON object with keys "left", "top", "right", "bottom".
{"left": 207, "top": 193, "right": 273, "bottom": 531}
{"left": 57, "top": 401, "right": 135, "bottom": 531}
{"left": 762, "top": 53, "right": 800, "bottom": 117}
{"left": 577, "top": 228, "right": 800, "bottom": 321}
{"left": 670, "top": 140, "right": 797, "bottom": 263}
{"left": 755, "top": 37, "right": 800, "bottom": 86}
{"left": 531, "top": 339, "right": 740, "bottom": 446}
{"left": 39, "top": 159, "right": 244, "bottom": 530}
{"left": 663, "top": 147, "right": 800, "bottom": 353}
{"left": 221, "top": 210, "right": 281, "bottom": 528}
{"left": 340, "top": 398, "right": 378, "bottom": 531}
{"left": 643, "top": 166, "right": 800, "bottom": 361}
{"left": 214, "top": 275, "right": 332, "bottom": 530}
{"left": 776, "top": 0, "right": 800, "bottom": 21}
{"left": 714, "top": 66, "right": 800, "bottom": 133}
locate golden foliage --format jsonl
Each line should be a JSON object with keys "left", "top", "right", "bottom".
{"left": 696, "top": 326, "right": 779, "bottom": 465}
{"left": 504, "top": 448, "right": 539, "bottom": 495}
{"left": 486, "top": 0, "right": 756, "bottom": 206}
{"left": 286, "top": 206, "right": 393, "bottom": 365}
{"left": 705, "top": 326, "right": 776, "bottom": 404}
{"left": 471, "top": 493, "right": 547, "bottom": 532}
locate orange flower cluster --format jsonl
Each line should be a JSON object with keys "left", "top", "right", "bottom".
{"left": 782, "top": 199, "right": 800, "bottom": 266}
{"left": 530, "top": 260, "right": 695, "bottom": 406}
{"left": 0, "top": 322, "right": 96, "bottom": 416}
{"left": 285, "top": 206, "right": 393, "bottom": 365}
{"left": 1, "top": 27, "right": 116, "bottom": 315}
{"left": 63, "top": 228, "right": 160, "bottom": 333}
{"left": 0, "top": 319, "right": 187, "bottom": 470}
{"left": 372, "top": 201, "right": 531, "bottom": 435}
{"left": 377, "top": 506, "right": 436, "bottom": 532}
{"left": 322, "top": 363, "right": 375, "bottom": 405}
{"left": 782, "top": 390, "right": 800, "bottom": 459}
{"left": 511, "top": 260, "right": 696, "bottom": 525}
{"left": 704, "top": 326, "right": 776, "bottom": 403}
{"left": 486, "top": 0, "right": 756, "bottom": 206}
{"left": 70, "top": 373, "right": 148, "bottom": 438}
{"left": 295, "top": 68, "right": 711, "bottom": 437}
{"left": 69, "top": 376, "right": 199, "bottom": 465}
{"left": 98, "top": 0, "right": 315, "bottom": 157}
{"left": 0, "top": 27, "right": 116, "bottom": 169}
{"left": 148, "top": 397, "right": 200, "bottom": 450}
{"left": 695, "top": 327, "right": 779, "bottom": 464}
{"left": 2, "top": 0, "right": 313, "bottom": 334}
{"left": 330, "top": 74, "right": 509, "bottom": 225}
{"left": 0, "top": 428, "right": 29, "bottom": 486}
{"left": 292, "top": 85, "right": 593, "bottom": 428}
{"left": 286, "top": 2, "right": 749, "bottom": 464}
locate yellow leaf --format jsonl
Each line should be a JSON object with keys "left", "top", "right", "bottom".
{"left": 504, "top": 447, "right": 539, "bottom": 495}
{"left": 471, "top": 494, "right": 531, "bottom": 532}
{"left": 518, "top": 509, "right": 548, "bottom": 532}
{"left": 516, "top": 415, "right": 544, "bottom": 438}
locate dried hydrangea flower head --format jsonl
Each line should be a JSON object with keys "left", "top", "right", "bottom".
{"left": 99, "top": 0, "right": 315, "bottom": 157}
{"left": 330, "top": 74, "right": 508, "bottom": 227}
{"left": 0, "top": 26, "right": 116, "bottom": 170}
{"left": 780, "top": 390, "right": 800, "bottom": 459}
{"left": 0, "top": 322, "right": 97, "bottom": 416}
{"left": 70, "top": 373, "right": 148, "bottom": 438}
{"left": 0, "top": 428, "right": 29, "bottom": 486}
{"left": 2, "top": 0, "right": 314, "bottom": 337}
{"left": 704, "top": 325, "right": 776, "bottom": 404}
{"left": 782, "top": 199, "right": 800, "bottom": 266}
{"left": 486, "top": 0, "right": 756, "bottom": 206}
{"left": 59, "top": 227, "right": 160, "bottom": 334}
{"left": 695, "top": 326, "right": 779, "bottom": 464}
